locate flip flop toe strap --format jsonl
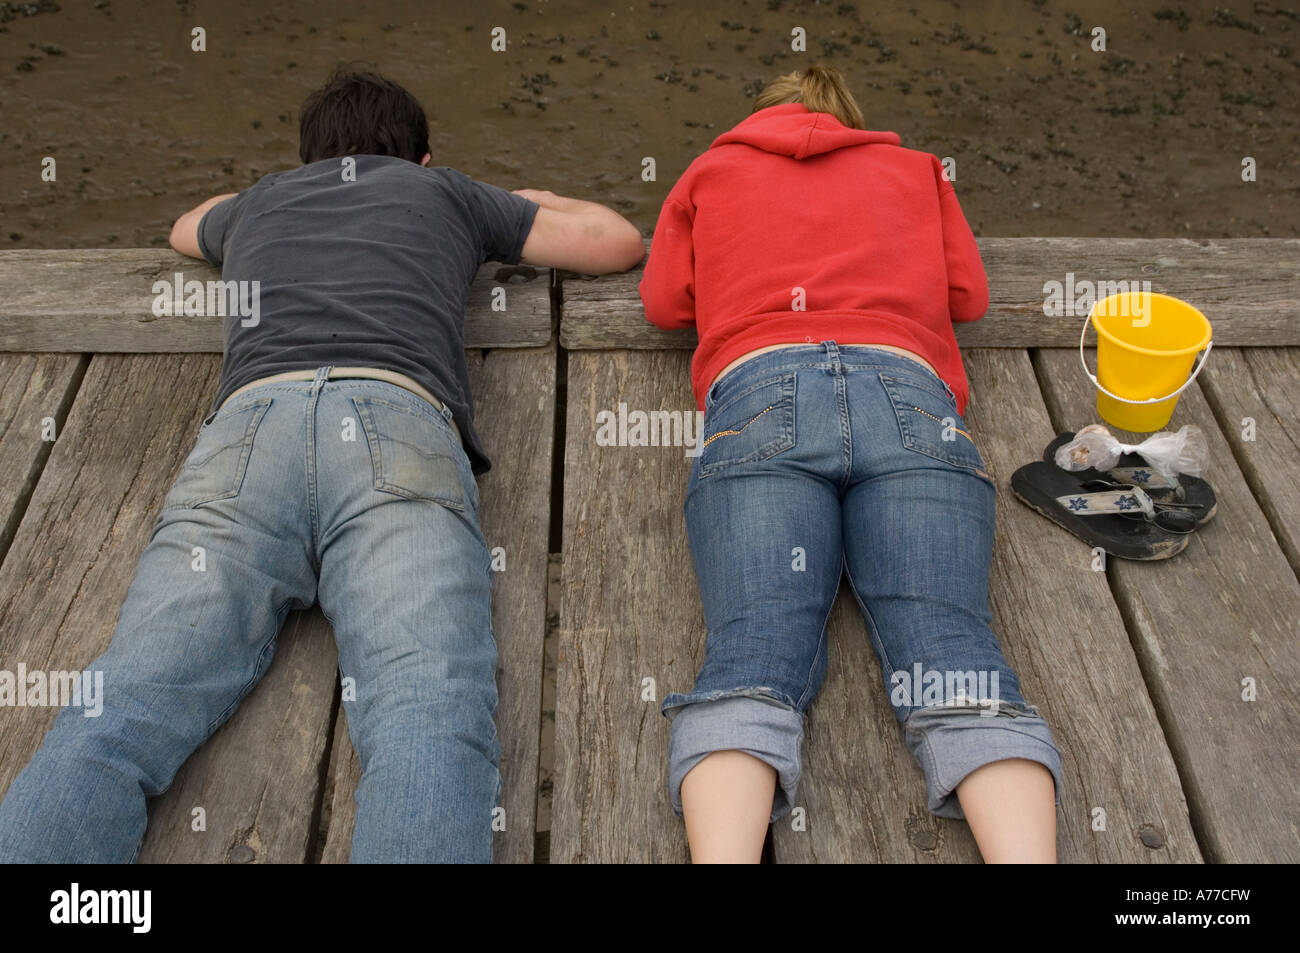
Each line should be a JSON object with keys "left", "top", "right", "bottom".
{"left": 1054, "top": 484, "right": 1156, "bottom": 519}
{"left": 1108, "top": 465, "right": 1185, "bottom": 499}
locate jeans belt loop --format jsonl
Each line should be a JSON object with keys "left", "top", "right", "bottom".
{"left": 312, "top": 365, "right": 333, "bottom": 396}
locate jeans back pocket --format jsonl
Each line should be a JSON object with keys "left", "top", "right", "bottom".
{"left": 879, "top": 374, "right": 992, "bottom": 483}
{"left": 163, "top": 397, "right": 272, "bottom": 510}
{"left": 699, "top": 372, "right": 796, "bottom": 478}
{"left": 351, "top": 395, "right": 469, "bottom": 511}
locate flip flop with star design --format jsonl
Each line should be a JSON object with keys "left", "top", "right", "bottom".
{"left": 1011, "top": 460, "right": 1195, "bottom": 560}
{"left": 1043, "top": 431, "right": 1217, "bottom": 527}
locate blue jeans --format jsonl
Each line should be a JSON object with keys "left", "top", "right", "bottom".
{"left": 0, "top": 367, "right": 499, "bottom": 862}
{"left": 663, "top": 342, "right": 1063, "bottom": 822}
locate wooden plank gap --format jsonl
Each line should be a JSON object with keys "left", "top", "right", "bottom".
{"left": 305, "top": 679, "right": 343, "bottom": 864}
{"left": 1196, "top": 349, "right": 1300, "bottom": 585}
{"left": 0, "top": 353, "right": 90, "bottom": 571}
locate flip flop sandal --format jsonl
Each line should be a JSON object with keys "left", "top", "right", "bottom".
{"left": 1011, "top": 461, "right": 1196, "bottom": 560}
{"left": 1044, "top": 431, "right": 1217, "bottom": 527}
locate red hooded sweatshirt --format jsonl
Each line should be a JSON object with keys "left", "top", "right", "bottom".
{"left": 639, "top": 103, "right": 988, "bottom": 415}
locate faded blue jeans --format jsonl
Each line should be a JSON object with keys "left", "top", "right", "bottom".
{"left": 664, "top": 342, "right": 1063, "bottom": 822}
{"left": 0, "top": 367, "right": 499, "bottom": 862}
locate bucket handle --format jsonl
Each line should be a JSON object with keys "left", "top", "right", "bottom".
{"left": 1078, "top": 315, "right": 1212, "bottom": 406}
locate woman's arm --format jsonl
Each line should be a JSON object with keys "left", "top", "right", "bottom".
{"left": 933, "top": 157, "right": 989, "bottom": 322}
{"left": 638, "top": 196, "right": 696, "bottom": 329}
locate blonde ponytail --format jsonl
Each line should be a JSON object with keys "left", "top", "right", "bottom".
{"left": 751, "top": 64, "right": 865, "bottom": 130}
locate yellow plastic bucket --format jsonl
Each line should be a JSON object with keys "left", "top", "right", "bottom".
{"left": 1079, "top": 291, "right": 1212, "bottom": 433}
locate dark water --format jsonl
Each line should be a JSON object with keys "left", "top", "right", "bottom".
{"left": 1, "top": 0, "right": 1296, "bottom": 247}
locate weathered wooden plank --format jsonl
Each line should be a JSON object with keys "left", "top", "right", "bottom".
{"left": 1198, "top": 348, "right": 1300, "bottom": 578}
{"left": 472, "top": 344, "right": 555, "bottom": 864}
{"left": 767, "top": 589, "right": 984, "bottom": 863}
{"left": 559, "top": 238, "right": 1300, "bottom": 349}
{"left": 0, "top": 353, "right": 225, "bottom": 803}
{"left": 0, "top": 353, "right": 85, "bottom": 569}
{"left": 551, "top": 350, "right": 697, "bottom": 863}
{"left": 320, "top": 344, "right": 555, "bottom": 863}
{"left": 0, "top": 354, "right": 337, "bottom": 863}
{"left": 1036, "top": 348, "right": 1300, "bottom": 863}
{"left": 0, "top": 250, "right": 552, "bottom": 351}
{"left": 317, "top": 705, "right": 358, "bottom": 864}
{"left": 771, "top": 348, "right": 1199, "bottom": 862}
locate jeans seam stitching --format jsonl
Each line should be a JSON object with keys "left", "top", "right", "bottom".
{"left": 795, "top": 556, "right": 840, "bottom": 710}
{"left": 205, "top": 616, "right": 284, "bottom": 737}
{"left": 843, "top": 564, "right": 897, "bottom": 677}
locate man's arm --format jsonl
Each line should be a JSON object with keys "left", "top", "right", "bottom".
{"left": 168, "top": 193, "right": 239, "bottom": 260}
{"left": 513, "top": 189, "right": 645, "bottom": 274}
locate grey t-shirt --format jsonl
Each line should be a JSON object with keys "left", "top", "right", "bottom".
{"left": 197, "top": 154, "right": 539, "bottom": 475}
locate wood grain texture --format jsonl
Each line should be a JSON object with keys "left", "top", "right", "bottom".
{"left": 0, "top": 354, "right": 337, "bottom": 863}
{"left": 551, "top": 350, "right": 698, "bottom": 863}
{"left": 0, "top": 354, "right": 226, "bottom": 802}
{"left": 0, "top": 354, "right": 85, "bottom": 568}
{"left": 768, "top": 588, "right": 985, "bottom": 863}
{"left": 1036, "top": 348, "right": 1300, "bottom": 863}
{"left": 1198, "top": 348, "right": 1300, "bottom": 578}
{"left": 560, "top": 238, "right": 1300, "bottom": 349}
{"left": 772, "top": 349, "right": 1199, "bottom": 863}
{"left": 319, "top": 345, "right": 556, "bottom": 863}
{"left": 317, "top": 706, "right": 360, "bottom": 865}
{"left": 0, "top": 250, "right": 551, "bottom": 350}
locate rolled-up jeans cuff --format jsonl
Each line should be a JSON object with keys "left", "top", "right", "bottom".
{"left": 903, "top": 701, "right": 1064, "bottom": 820}
{"left": 663, "top": 692, "right": 803, "bottom": 823}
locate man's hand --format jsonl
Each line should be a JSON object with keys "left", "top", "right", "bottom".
{"left": 514, "top": 189, "right": 645, "bottom": 275}
{"left": 168, "top": 193, "right": 238, "bottom": 260}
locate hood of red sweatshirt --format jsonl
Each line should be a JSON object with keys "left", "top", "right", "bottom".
{"left": 709, "top": 102, "right": 901, "bottom": 159}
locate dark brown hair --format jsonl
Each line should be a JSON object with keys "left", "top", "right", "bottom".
{"left": 299, "top": 66, "right": 430, "bottom": 164}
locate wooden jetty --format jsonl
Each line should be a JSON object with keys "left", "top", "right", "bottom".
{"left": 0, "top": 238, "right": 1296, "bottom": 863}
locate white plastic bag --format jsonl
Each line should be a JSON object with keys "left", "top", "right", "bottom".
{"left": 1054, "top": 423, "right": 1208, "bottom": 478}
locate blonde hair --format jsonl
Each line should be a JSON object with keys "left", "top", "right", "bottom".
{"left": 751, "top": 64, "right": 865, "bottom": 130}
